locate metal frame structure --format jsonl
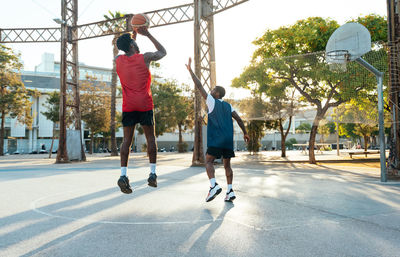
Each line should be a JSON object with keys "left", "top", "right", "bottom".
{"left": 0, "top": 0, "right": 249, "bottom": 164}
{"left": 387, "top": 0, "right": 400, "bottom": 175}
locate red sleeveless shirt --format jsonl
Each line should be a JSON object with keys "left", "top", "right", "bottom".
{"left": 116, "top": 54, "right": 153, "bottom": 112}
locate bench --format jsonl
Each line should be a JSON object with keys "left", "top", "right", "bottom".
{"left": 348, "top": 151, "right": 380, "bottom": 158}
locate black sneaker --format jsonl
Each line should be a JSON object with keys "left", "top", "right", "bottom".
{"left": 148, "top": 173, "right": 157, "bottom": 187}
{"left": 117, "top": 176, "right": 132, "bottom": 194}
{"left": 205, "top": 183, "right": 222, "bottom": 202}
{"left": 224, "top": 189, "right": 236, "bottom": 202}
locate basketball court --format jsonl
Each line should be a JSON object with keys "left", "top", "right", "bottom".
{"left": 1, "top": 153, "right": 400, "bottom": 257}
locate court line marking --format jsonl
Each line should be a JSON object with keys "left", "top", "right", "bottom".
{"left": 30, "top": 188, "right": 224, "bottom": 225}
{"left": 29, "top": 174, "right": 400, "bottom": 231}
{"left": 28, "top": 188, "right": 356, "bottom": 232}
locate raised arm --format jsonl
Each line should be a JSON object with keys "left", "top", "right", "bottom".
{"left": 232, "top": 111, "right": 250, "bottom": 143}
{"left": 137, "top": 27, "right": 167, "bottom": 66}
{"left": 185, "top": 57, "right": 207, "bottom": 100}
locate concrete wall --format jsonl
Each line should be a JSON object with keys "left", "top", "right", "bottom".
{"left": 4, "top": 139, "right": 58, "bottom": 154}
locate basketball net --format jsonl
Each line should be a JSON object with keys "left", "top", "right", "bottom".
{"left": 326, "top": 50, "right": 350, "bottom": 72}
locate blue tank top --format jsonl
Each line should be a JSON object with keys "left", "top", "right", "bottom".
{"left": 207, "top": 98, "right": 234, "bottom": 150}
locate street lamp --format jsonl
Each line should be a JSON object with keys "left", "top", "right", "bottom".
{"left": 53, "top": 18, "right": 66, "bottom": 25}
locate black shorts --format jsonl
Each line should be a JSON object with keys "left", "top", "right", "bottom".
{"left": 206, "top": 147, "right": 235, "bottom": 159}
{"left": 122, "top": 110, "right": 154, "bottom": 127}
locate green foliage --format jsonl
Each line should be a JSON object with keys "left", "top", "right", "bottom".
{"left": 339, "top": 123, "right": 358, "bottom": 140}
{"left": 285, "top": 138, "right": 298, "bottom": 149}
{"left": 150, "top": 80, "right": 193, "bottom": 138}
{"left": 80, "top": 76, "right": 111, "bottom": 153}
{"left": 104, "top": 11, "right": 126, "bottom": 33}
{"left": 326, "top": 121, "right": 336, "bottom": 134}
{"left": 253, "top": 17, "right": 339, "bottom": 59}
{"left": 335, "top": 100, "right": 379, "bottom": 150}
{"left": 41, "top": 91, "right": 60, "bottom": 123}
{"left": 247, "top": 15, "right": 387, "bottom": 163}
{"left": 296, "top": 123, "right": 312, "bottom": 133}
{"left": 247, "top": 120, "right": 265, "bottom": 154}
{"left": 317, "top": 123, "right": 330, "bottom": 143}
{"left": 174, "top": 84, "right": 194, "bottom": 135}
{"left": 0, "top": 45, "right": 35, "bottom": 155}
{"left": 235, "top": 97, "right": 267, "bottom": 120}
{"left": 349, "top": 14, "right": 387, "bottom": 43}
{"left": 0, "top": 45, "right": 33, "bottom": 126}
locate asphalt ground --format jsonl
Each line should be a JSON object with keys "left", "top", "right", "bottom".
{"left": 0, "top": 152, "right": 400, "bottom": 257}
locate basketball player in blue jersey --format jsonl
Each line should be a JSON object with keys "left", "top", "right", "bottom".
{"left": 186, "top": 58, "right": 250, "bottom": 202}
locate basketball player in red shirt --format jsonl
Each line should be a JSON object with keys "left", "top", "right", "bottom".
{"left": 115, "top": 27, "right": 166, "bottom": 194}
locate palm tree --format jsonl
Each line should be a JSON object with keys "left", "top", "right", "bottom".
{"left": 104, "top": 11, "right": 126, "bottom": 156}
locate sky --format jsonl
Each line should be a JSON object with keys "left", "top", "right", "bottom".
{"left": 0, "top": 0, "right": 387, "bottom": 98}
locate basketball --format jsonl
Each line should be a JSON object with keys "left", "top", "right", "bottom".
{"left": 131, "top": 13, "right": 150, "bottom": 29}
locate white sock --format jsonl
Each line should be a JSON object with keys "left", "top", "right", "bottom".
{"left": 210, "top": 178, "right": 216, "bottom": 187}
{"left": 150, "top": 163, "right": 156, "bottom": 174}
{"left": 227, "top": 184, "right": 232, "bottom": 193}
{"left": 121, "top": 167, "right": 127, "bottom": 176}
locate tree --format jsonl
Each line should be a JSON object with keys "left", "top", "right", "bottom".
{"left": 285, "top": 138, "right": 298, "bottom": 150}
{"left": 151, "top": 79, "right": 187, "bottom": 137}
{"left": 236, "top": 98, "right": 266, "bottom": 154}
{"left": 296, "top": 123, "right": 312, "bottom": 133}
{"left": 326, "top": 121, "right": 336, "bottom": 134}
{"left": 252, "top": 15, "right": 387, "bottom": 163}
{"left": 80, "top": 76, "right": 111, "bottom": 154}
{"left": 0, "top": 45, "right": 35, "bottom": 156}
{"left": 232, "top": 63, "right": 298, "bottom": 157}
{"left": 317, "top": 123, "right": 330, "bottom": 143}
{"left": 104, "top": 11, "right": 126, "bottom": 156}
{"left": 173, "top": 84, "right": 194, "bottom": 152}
{"left": 41, "top": 91, "right": 60, "bottom": 158}
{"left": 335, "top": 100, "right": 379, "bottom": 151}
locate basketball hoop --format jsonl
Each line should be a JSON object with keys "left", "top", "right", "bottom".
{"left": 324, "top": 22, "right": 386, "bottom": 181}
{"left": 326, "top": 50, "right": 350, "bottom": 72}
{"left": 325, "top": 23, "right": 372, "bottom": 73}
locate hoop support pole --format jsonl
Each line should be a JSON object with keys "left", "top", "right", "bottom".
{"left": 356, "top": 57, "right": 386, "bottom": 182}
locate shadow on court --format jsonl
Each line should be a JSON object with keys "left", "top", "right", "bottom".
{"left": 1, "top": 154, "right": 400, "bottom": 256}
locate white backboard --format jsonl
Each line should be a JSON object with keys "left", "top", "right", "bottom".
{"left": 326, "top": 22, "right": 371, "bottom": 63}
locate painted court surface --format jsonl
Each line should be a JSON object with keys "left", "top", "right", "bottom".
{"left": 1, "top": 152, "right": 400, "bottom": 257}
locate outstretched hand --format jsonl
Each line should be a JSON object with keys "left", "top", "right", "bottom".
{"left": 244, "top": 134, "right": 250, "bottom": 143}
{"left": 185, "top": 57, "right": 192, "bottom": 71}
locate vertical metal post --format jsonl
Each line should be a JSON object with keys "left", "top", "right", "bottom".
{"left": 377, "top": 75, "right": 387, "bottom": 182}
{"left": 56, "top": 0, "right": 69, "bottom": 163}
{"left": 193, "top": 0, "right": 204, "bottom": 165}
{"left": 336, "top": 120, "right": 340, "bottom": 156}
{"left": 71, "top": 0, "right": 86, "bottom": 161}
{"left": 206, "top": 0, "right": 217, "bottom": 88}
{"left": 192, "top": 0, "right": 218, "bottom": 165}
{"left": 56, "top": 0, "right": 85, "bottom": 162}
{"left": 387, "top": 0, "right": 400, "bottom": 173}
{"left": 355, "top": 58, "right": 387, "bottom": 182}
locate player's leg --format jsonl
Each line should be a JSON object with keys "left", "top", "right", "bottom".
{"left": 205, "top": 152, "right": 222, "bottom": 202}
{"left": 223, "top": 157, "right": 233, "bottom": 184}
{"left": 142, "top": 124, "right": 158, "bottom": 187}
{"left": 120, "top": 126, "right": 135, "bottom": 167}
{"left": 223, "top": 157, "right": 236, "bottom": 202}
{"left": 118, "top": 125, "right": 135, "bottom": 194}
{"left": 205, "top": 153, "right": 216, "bottom": 181}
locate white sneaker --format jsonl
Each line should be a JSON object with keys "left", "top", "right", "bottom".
{"left": 224, "top": 189, "right": 236, "bottom": 202}
{"left": 206, "top": 183, "right": 222, "bottom": 202}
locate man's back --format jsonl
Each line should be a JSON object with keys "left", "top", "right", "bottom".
{"left": 116, "top": 54, "right": 152, "bottom": 112}
{"left": 207, "top": 97, "right": 234, "bottom": 150}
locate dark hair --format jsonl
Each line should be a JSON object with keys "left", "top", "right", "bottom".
{"left": 215, "top": 86, "right": 225, "bottom": 98}
{"left": 116, "top": 33, "right": 139, "bottom": 53}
